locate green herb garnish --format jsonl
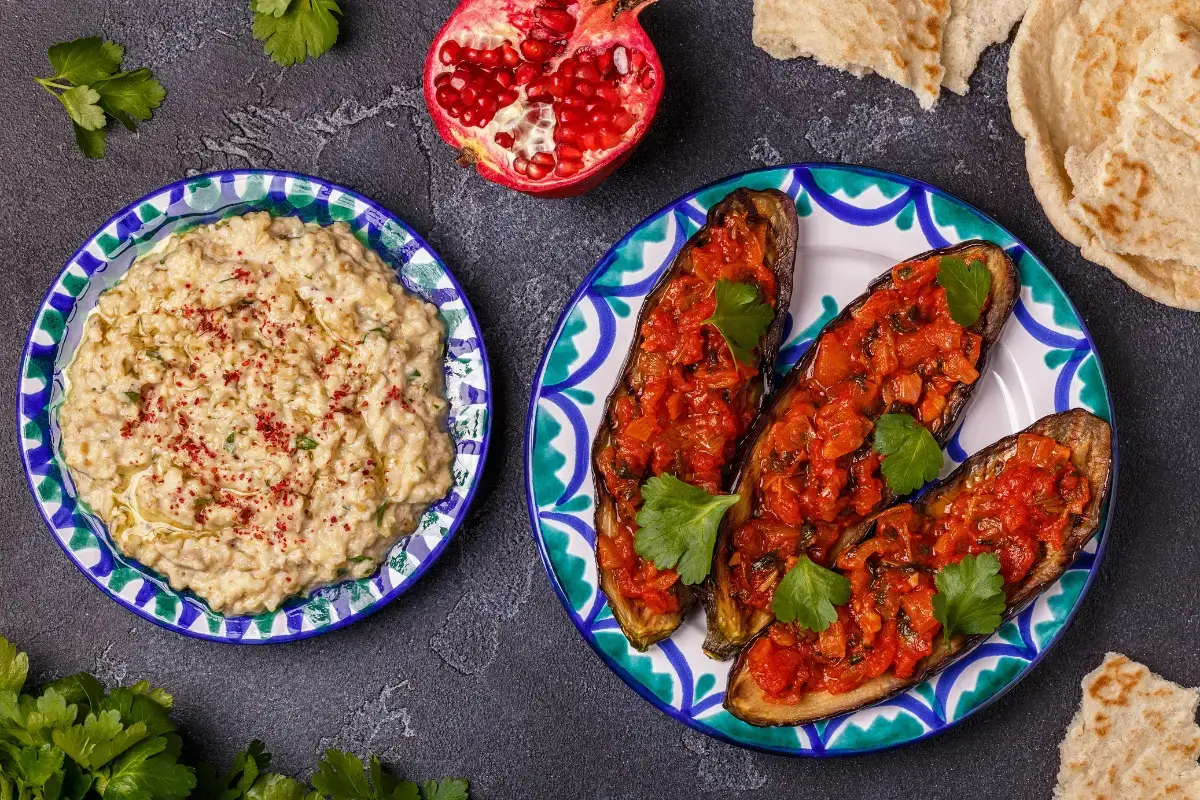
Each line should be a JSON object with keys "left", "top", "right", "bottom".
{"left": 873, "top": 413, "right": 943, "bottom": 495}
{"left": 375, "top": 502, "right": 390, "bottom": 527}
{"left": 123, "top": 391, "right": 141, "bottom": 403}
{"left": 251, "top": 0, "right": 343, "bottom": 67}
{"left": 937, "top": 256, "right": 992, "bottom": 327}
{"left": 33, "top": 37, "right": 166, "bottom": 159}
{"left": 224, "top": 432, "right": 237, "bottom": 455}
{"left": 932, "top": 552, "right": 1006, "bottom": 645}
{"left": 701, "top": 279, "right": 774, "bottom": 365}
{"left": 144, "top": 349, "right": 164, "bottom": 361}
{"left": 295, "top": 435, "right": 318, "bottom": 450}
{"left": 771, "top": 555, "right": 851, "bottom": 632}
{"left": 632, "top": 474, "right": 739, "bottom": 585}
{"left": 193, "top": 497, "right": 214, "bottom": 509}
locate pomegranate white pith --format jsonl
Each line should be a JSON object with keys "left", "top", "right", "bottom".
{"left": 424, "top": 0, "right": 663, "bottom": 197}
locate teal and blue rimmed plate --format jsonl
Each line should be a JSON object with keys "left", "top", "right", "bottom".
{"left": 524, "top": 164, "right": 1117, "bottom": 755}
{"left": 17, "top": 170, "right": 492, "bottom": 643}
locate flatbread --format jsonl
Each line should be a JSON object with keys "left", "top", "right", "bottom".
{"left": 1055, "top": 653, "right": 1200, "bottom": 800}
{"left": 1064, "top": 18, "right": 1200, "bottom": 268}
{"left": 752, "top": 0, "right": 952, "bottom": 110}
{"left": 942, "top": 0, "right": 1031, "bottom": 94}
{"left": 1009, "top": 0, "right": 1200, "bottom": 309}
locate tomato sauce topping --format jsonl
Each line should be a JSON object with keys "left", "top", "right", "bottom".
{"left": 728, "top": 256, "right": 986, "bottom": 612}
{"left": 595, "top": 209, "right": 777, "bottom": 616}
{"left": 747, "top": 432, "right": 1091, "bottom": 702}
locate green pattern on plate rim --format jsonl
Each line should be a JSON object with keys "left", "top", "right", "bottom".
{"left": 17, "top": 170, "right": 492, "bottom": 643}
{"left": 524, "top": 164, "right": 1117, "bottom": 755}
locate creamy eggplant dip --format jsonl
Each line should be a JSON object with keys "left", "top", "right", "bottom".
{"left": 58, "top": 212, "right": 454, "bottom": 615}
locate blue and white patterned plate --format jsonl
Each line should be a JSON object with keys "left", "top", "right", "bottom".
{"left": 524, "top": 165, "right": 1117, "bottom": 755}
{"left": 18, "top": 170, "right": 492, "bottom": 644}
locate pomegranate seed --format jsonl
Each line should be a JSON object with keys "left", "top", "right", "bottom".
{"left": 575, "top": 64, "right": 601, "bottom": 84}
{"left": 587, "top": 109, "right": 611, "bottom": 127}
{"left": 480, "top": 48, "right": 500, "bottom": 67}
{"left": 460, "top": 86, "right": 478, "bottom": 104}
{"left": 571, "top": 80, "right": 593, "bottom": 97}
{"left": 638, "top": 66, "right": 656, "bottom": 90}
{"left": 576, "top": 49, "right": 596, "bottom": 65}
{"left": 579, "top": 130, "right": 600, "bottom": 150}
{"left": 495, "top": 131, "right": 515, "bottom": 149}
{"left": 593, "top": 84, "right": 619, "bottom": 105}
{"left": 612, "top": 46, "right": 629, "bottom": 75}
{"left": 501, "top": 43, "right": 521, "bottom": 67}
{"left": 558, "top": 58, "right": 577, "bottom": 80}
{"left": 496, "top": 69, "right": 515, "bottom": 89}
{"left": 477, "top": 95, "right": 498, "bottom": 114}
{"left": 555, "top": 123, "right": 579, "bottom": 143}
{"left": 435, "top": 87, "right": 459, "bottom": 108}
{"left": 439, "top": 41, "right": 461, "bottom": 66}
{"left": 556, "top": 143, "right": 583, "bottom": 161}
{"left": 630, "top": 50, "right": 646, "bottom": 71}
{"left": 550, "top": 75, "right": 572, "bottom": 98}
{"left": 461, "top": 108, "right": 477, "bottom": 126}
{"left": 447, "top": 103, "right": 464, "bottom": 119}
{"left": 599, "top": 128, "right": 622, "bottom": 149}
{"left": 536, "top": 7, "right": 576, "bottom": 33}
{"left": 463, "top": 47, "right": 480, "bottom": 63}
{"left": 521, "top": 39, "right": 553, "bottom": 62}
{"left": 541, "top": 0, "right": 568, "bottom": 8}
{"left": 515, "top": 63, "right": 539, "bottom": 85}
{"left": 527, "top": 79, "right": 551, "bottom": 100}
{"left": 557, "top": 107, "right": 584, "bottom": 125}
{"left": 514, "top": 156, "right": 530, "bottom": 176}
{"left": 597, "top": 50, "right": 613, "bottom": 76}
{"left": 563, "top": 93, "right": 588, "bottom": 108}
{"left": 532, "top": 152, "right": 555, "bottom": 167}
{"left": 611, "top": 111, "right": 635, "bottom": 133}
{"left": 527, "top": 161, "right": 551, "bottom": 180}
{"left": 470, "top": 70, "right": 492, "bottom": 87}
{"left": 434, "top": 72, "right": 452, "bottom": 88}
{"left": 498, "top": 89, "right": 519, "bottom": 106}
{"left": 555, "top": 159, "right": 583, "bottom": 178}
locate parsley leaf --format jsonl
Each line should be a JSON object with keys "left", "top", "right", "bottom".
{"left": 423, "top": 778, "right": 470, "bottom": 800}
{"left": 932, "top": 552, "right": 1006, "bottom": 645}
{"left": 771, "top": 555, "right": 851, "bottom": 632}
{"left": 873, "top": 413, "right": 943, "bottom": 495}
{"left": 375, "top": 502, "right": 390, "bottom": 527}
{"left": 0, "top": 637, "right": 29, "bottom": 693}
{"left": 102, "top": 734, "right": 195, "bottom": 800}
{"left": 702, "top": 279, "right": 774, "bottom": 365}
{"left": 34, "top": 37, "right": 165, "bottom": 159}
{"left": 937, "top": 256, "right": 992, "bottom": 327}
{"left": 633, "top": 474, "right": 739, "bottom": 585}
{"left": 246, "top": 773, "right": 309, "bottom": 800}
{"left": 252, "top": 0, "right": 342, "bottom": 67}
{"left": 295, "top": 435, "right": 319, "bottom": 451}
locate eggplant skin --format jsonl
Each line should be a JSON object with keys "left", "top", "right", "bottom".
{"left": 591, "top": 188, "right": 800, "bottom": 652}
{"left": 702, "top": 241, "right": 1020, "bottom": 660}
{"left": 724, "top": 408, "right": 1114, "bottom": 727}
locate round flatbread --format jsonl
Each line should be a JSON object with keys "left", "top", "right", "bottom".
{"left": 1009, "top": 0, "right": 1200, "bottom": 309}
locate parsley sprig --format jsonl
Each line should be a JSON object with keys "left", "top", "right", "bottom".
{"left": 873, "top": 413, "right": 944, "bottom": 495}
{"left": 702, "top": 280, "right": 774, "bottom": 365}
{"left": 937, "top": 256, "right": 992, "bottom": 327}
{"left": 932, "top": 553, "right": 1006, "bottom": 645}
{"left": 633, "top": 475, "right": 739, "bottom": 585}
{"left": 771, "top": 556, "right": 851, "bottom": 632}
{"left": 251, "top": 0, "right": 343, "bottom": 67}
{"left": 33, "top": 37, "right": 166, "bottom": 159}
{"left": 0, "top": 636, "right": 470, "bottom": 799}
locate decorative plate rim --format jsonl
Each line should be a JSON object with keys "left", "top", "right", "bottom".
{"left": 17, "top": 168, "right": 493, "bottom": 644}
{"left": 522, "top": 162, "right": 1119, "bottom": 756}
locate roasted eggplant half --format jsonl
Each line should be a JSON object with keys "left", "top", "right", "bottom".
{"left": 592, "top": 188, "right": 799, "bottom": 651}
{"left": 703, "top": 242, "right": 1019, "bottom": 659}
{"left": 725, "top": 409, "right": 1113, "bottom": 726}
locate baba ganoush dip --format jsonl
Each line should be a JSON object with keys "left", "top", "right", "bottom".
{"left": 58, "top": 212, "right": 454, "bottom": 615}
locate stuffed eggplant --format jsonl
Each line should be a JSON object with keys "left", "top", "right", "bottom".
{"left": 704, "top": 242, "right": 1019, "bottom": 659}
{"left": 724, "top": 408, "right": 1113, "bottom": 726}
{"left": 592, "top": 188, "right": 799, "bottom": 651}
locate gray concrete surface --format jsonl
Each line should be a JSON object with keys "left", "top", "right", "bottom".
{"left": 2, "top": 2, "right": 1198, "bottom": 798}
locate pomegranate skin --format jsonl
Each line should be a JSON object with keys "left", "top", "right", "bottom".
{"left": 423, "top": 0, "right": 664, "bottom": 198}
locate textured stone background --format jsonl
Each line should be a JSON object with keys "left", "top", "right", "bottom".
{"left": 2, "top": 2, "right": 1199, "bottom": 798}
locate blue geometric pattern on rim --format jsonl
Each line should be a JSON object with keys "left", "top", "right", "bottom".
{"left": 524, "top": 163, "right": 1118, "bottom": 756}
{"left": 17, "top": 169, "right": 492, "bottom": 644}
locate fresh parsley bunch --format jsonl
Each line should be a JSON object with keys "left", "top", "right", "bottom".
{"left": 251, "top": 0, "right": 343, "bottom": 67}
{"left": 33, "top": 37, "right": 166, "bottom": 159}
{"left": 0, "top": 636, "right": 469, "bottom": 800}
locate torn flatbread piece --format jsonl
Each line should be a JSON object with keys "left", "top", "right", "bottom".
{"left": 752, "top": 0, "right": 952, "bottom": 110}
{"left": 1065, "top": 17, "right": 1200, "bottom": 271}
{"left": 1055, "top": 653, "right": 1200, "bottom": 800}
{"left": 942, "top": 0, "right": 1031, "bottom": 94}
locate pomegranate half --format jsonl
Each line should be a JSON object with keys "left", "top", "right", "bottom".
{"left": 423, "top": 0, "right": 663, "bottom": 198}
